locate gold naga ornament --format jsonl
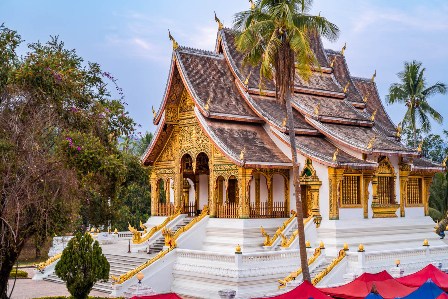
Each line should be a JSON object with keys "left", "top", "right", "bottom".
{"left": 282, "top": 117, "right": 287, "bottom": 127}
{"left": 367, "top": 135, "right": 377, "bottom": 150}
{"left": 244, "top": 70, "right": 252, "bottom": 86}
{"left": 204, "top": 96, "right": 211, "bottom": 111}
{"left": 343, "top": 82, "right": 350, "bottom": 93}
{"left": 239, "top": 147, "right": 246, "bottom": 161}
{"left": 362, "top": 93, "right": 369, "bottom": 103}
{"left": 332, "top": 148, "right": 339, "bottom": 162}
{"left": 168, "top": 29, "right": 179, "bottom": 50}
{"left": 152, "top": 106, "right": 156, "bottom": 119}
{"left": 330, "top": 56, "right": 337, "bottom": 68}
{"left": 340, "top": 42, "right": 347, "bottom": 56}
{"left": 214, "top": 11, "right": 224, "bottom": 30}
{"left": 371, "top": 70, "right": 377, "bottom": 82}
{"left": 396, "top": 122, "right": 402, "bottom": 138}
{"left": 370, "top": 109, "right": 377, "bottom": 122}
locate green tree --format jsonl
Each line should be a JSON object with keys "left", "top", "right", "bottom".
{"left": 233, "top": 0, "right": 338, "bottom": 281}
{"left": 55, "top": 232, "right": 109, "bottom": 299}
{"left": 0, "top": 24, "right": 134, "bottom": 298}
{"left": 386, "top": 60, "right": 446, "bottom": 147}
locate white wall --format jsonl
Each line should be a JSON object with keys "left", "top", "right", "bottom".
{"left": 272, "top": 174, "right": 285, "bottom": 203}
{"left": 199, "top": 174, "right": 208, "bottom": 209}
{"left": 169, "top": 179, "right": 174, "bottom": 204}
{"left": 250, "top": 178, "right": 256, "bottom": 204}
{"left": 187, "top": 178, "right": 195, "bottom": 204}
{"left": 260, "top": 175, "right": 268, "bottom": 203}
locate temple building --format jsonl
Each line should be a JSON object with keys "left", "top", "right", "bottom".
{"left": 142, "top": 27, "right": 443, "bottom": 224}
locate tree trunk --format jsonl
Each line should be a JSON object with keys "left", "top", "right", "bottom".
{"left": 285, "top": 89, "right": 311, "bottom": 282}
{"left": 0, "top": 249, "right": 19, "bottom": 299}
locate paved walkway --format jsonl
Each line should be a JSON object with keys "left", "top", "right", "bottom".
{"left": 8, "top": 268, "right": 106, "bottom": 299}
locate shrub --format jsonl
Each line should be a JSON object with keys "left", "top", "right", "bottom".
{"left": 9, "top": 269, "right": 28, "bottom": 278}
{"left": 55, "top": 232, "right": 110, "bottom": 299}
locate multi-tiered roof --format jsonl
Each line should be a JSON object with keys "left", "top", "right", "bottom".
{"left": 143, "top": 28, "right": 442, "bottom": 172}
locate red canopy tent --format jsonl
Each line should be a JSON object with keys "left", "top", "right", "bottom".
{"left": 255, "top": 280, "right": 332, "bottom": 299}
{"left": 437, "top": 293, "right": 448, "bottom": 299}
{"left": 320, "top": 271, "right": 416, "bottom": 299}
{"left": 131, "top": 293, "right": 183, "bottom": 299}
{"left": 397, "top": 264, "right": 448, "bottom": 292}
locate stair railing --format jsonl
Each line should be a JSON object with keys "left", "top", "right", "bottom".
{"left": 260, "top": 211, "right": 296, "bottom": 247}
{"left": 133, "top": 208, "right": 181, "bottom": 245}
{"left": 35, "top": 252, "right": 62, "bottom": 273}
{"left": 312, "top": 248, "right": 347, "bottom": 286}
{"left": 278, "top": 246, "right": 322, "bottom": 288}
{"left": 111, "top": 206, "right": 209, "bottom": 285}
{"left": 280, "top": 215, "right": 313, "bottom": 248}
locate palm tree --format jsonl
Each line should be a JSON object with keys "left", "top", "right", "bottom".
{"left": 387, "top": 60, "right": 446, "bottom": 147}
{"left": 233, "top": 0, "right": 338, "bottom": 282}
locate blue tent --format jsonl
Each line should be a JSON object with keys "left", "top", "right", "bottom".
{"left": 364, "top": 293, "right": 384, "bottom": 299}
{"left": 397, "top": 279, "right": 444, "bottom": 299}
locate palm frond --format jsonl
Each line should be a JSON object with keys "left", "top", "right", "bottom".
{"left": 386, "top": 84, "right": 407, "bottom": 104}
{"left": 419, "top": 101, "right": 443, "bottom": 124}
{"left": 422, "top": 82, "right": 447, "bottom": 97}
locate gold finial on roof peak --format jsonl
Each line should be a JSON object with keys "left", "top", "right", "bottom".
{"left": 417, "top": 141, "right": 423, "bottom": 153}
{"left": 249, "top": 0, "right": 255, "bottom": 10}
{"left": 370, "top": 109, "right": 377, "bottom": 122}
{"left": 244, "top": 70, "right": 252, "bottom": 86}
{"left": 239, "top": 147, "right": 246, "bottom": 161}
{"left": 168, "top": 29, "right": 179, "bottom": 50}
{"left": 314, "top": 103, "right": 320, "bottom": 117}
{"left": 372, "top": 70, "right": 377, "bottom": 82}
{"left": 330, "top": 56, "right": 337, "bottom": 68}
{"left": 396, "top": 122, "right": 402, "bottom": 138}
{"left": 341, "top": 42, "right": 347, "bottom": 56}
{"left": 152, "top": 106, "right": 156, "bottom": 118}
{"left": 214, "top": 11, "right": 224, "bottom": 30}
{"left": 367, "top": 135, "right": 377, "bottom": 150}
{"left": 332, "top": 148, "right": 339, "bottom": 162}
{"left": 343, "top": 81, "right": 350, "bottom": 93}
{"left": 282, "top": 117, "right": 287, "bottom": 127}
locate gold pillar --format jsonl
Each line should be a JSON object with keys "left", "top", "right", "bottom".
{"left": 255, "top": 173, "right": 261, "bottom": 211}
{"left": 423, "top": 176, "right": 433, "bottom": 216}
{"left": 284, "top": 175, "right": 290, "bottom": 215}
{"left": 209, "top": 172, "right": 216, "bottom": 217}
{"left": 238, "top": 167, "right": 253, "bottom": 218}
{"left": 150, "top": 172, "right": 158, "bottom": 215}
{"left": 165, "top": 178, "right": 171, "bottom": 205}
{"left": 182, "top": 178, "right": 190, "bottom": 208}
{"left": 328, "top": 167, "right": 344, "bottom": 220}
{"left": 362, "top": 172, "right": 374, "bottom": 219}
{"left": 195, "top": 175, "right": 200, "bottom": 212}
{"left": 267, "top": 176, "right": 273, "bottom": 216}
{"left": 371, "top": 175, "right": 378, "bottom": 204}
{"left": 399, "top": 165, "right": 411, "bottom": 217}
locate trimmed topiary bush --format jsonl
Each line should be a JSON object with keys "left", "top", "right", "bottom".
{"left": 9, "top": 269, "right": 28, "bottom": 278}
{"left": 55, "top": 232, "right": 110, "bottom": 299}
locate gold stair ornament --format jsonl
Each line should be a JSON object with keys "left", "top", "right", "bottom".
{"left": 278, "top": 246, "right": 322, "bottom": 288}
{"left": 260, "top": 211, "right": 296, "bottom": 247}
{"left": 312, "top": 248, "right": 346, "bottom": 285}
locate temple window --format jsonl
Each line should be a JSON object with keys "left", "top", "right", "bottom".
{"left": 406, "top": 177, "right": 423, "bottom": 206}
{"left": 376, "top": 156, "right": 396, "bottom": 204}
{"left": 340, "top": 174, "right": 361, "bottom": 207}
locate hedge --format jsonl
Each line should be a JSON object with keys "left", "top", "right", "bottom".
{"left": 9, "top": 269, "right": 28, "bottom": 278}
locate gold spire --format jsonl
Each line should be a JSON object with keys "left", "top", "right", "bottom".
{"left": 367, "top": 135, "right": 377, "bottom": 150}
{"left": 204, "top": 96, "right": 211, "bottom": 111}
{"left": 152, "top": 106, "right": 156, "bottom": 118}
{"left": 371, "top": 70, "right": 377, "bottom": 82}
{"left": 332, "top": 148, "right": 339, "bottom": 162}
{"left": 249, "top": 0, "right": 255, "bottom": 10}
{"left": 214, "top": 11, "right": 223, "bottom": 30}
{"left": 239, "top": 147, "right": 246, "bottom": 161}
{"left": 314, "top": 103, "right": 320, "bottom": 117}
{"left": 343, "top": 82, "right": 350, "bottom": 93}
{"left": 341, "top": 42, "right": 347, "bottom": 56}
{"left": 396, "top": 122, "right": 402, "bottom": 138}
{"left": 370, "top": 109, "right": 377, "bottom": 122}
{"left": 282, "top": 117, "right": 287, "bottom": 127}
{"left": 417, "top": 141, "right": 423, "bottom": 153}
{"left": 244, "top": 70, "right": 252, "bottom": 85}
{"left": 168, "top": 29, "right": 179, "bottom": 50}
{"left": 330, "top": 56, "right": 337, "bottom": 68}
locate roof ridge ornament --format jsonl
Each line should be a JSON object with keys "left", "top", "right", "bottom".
{"left": 239, "top": 147, "right": 246, "bottom": 161}
{"left": 152, "top": 106, "right": 156, "bottom": 119}
{"left": 367, "top": 135, "right": 377, "bottom": 150}
{"left": 168, "top": 29, "right": 179, "bottom": 50}
{"left": 371, "top": 70, "right": 377, "bottom": 82}
{"left": 417, "top": 141, "right": 423, "bottom": 154}
{"left": 282, "top": 117, "right": 287, "bottom": 127}
{"left": 204, "top": 96, "right": 211, "bottom": 111}
{"left": 330, "top": 56, "right": 337, "bottom": 68}
{"left": 396, "top": 122, "right": 402, "bottom": 138}
{"left": 249, "top": 0, "right": 255, "bottom": 10}
{"left": 314, "top": 103, "right": 320, "bottom": 117}
{"left": 332, "top": 148, "right": 339, "bottom": 162}
{"left": 362, "top": 93, "right": 369, "bottom": 103}
{"left": 341, "top": 42, "right": 347, "bottom": 56}
{"left": 244, "top": 70, "right": 252, "bottom": 85}
{"left": 370, "top": 109, "right": 377, "bottom": 122}
{"left": 214, "top": 11, "right": 224, "bottom": 30}
{"left": 343, "top": 82, "right": 350, "bottom": 93}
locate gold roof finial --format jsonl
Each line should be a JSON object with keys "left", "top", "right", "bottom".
{"left": 204, "top": 96, "right": 211, "bottom": 111}
{"left": 244, "top": 70, "right": 252, "bottom": 85}
{"left": 239, "top": 147, "right": 246, "bottom": 161}
{"left": 362, "top": 93, "right": 369, "bottom": 103}
{"left": 214, "top": 11, "right": 224, "bottom": 30}
{"left": 343, "top": 82, "right": 350, "bottom": 93}
{"left": 282, "top": 117, "right": 287, "bottom": 127}
{"left": 417, "top": 141, "right": 423, "bottom": 153}
{"left": 314, "top": 103, "right": 320, "bottom": 117}
{"left": 249, "top": 0, "right": 255, "bottom": 10}
{"left": 367, "top": 135, "right": 377, "bottom": 150}
{"left": 443, "top": 156, "right": 448, "bottom": 167}
{"left": 396, "top": 122, "right": 402, "bottom": 138}
{"left": 330, "top": 56, "right": 337, "bottom": 68}
{"left": 371, "top": 70, "right": 377, "bottom": 82}
{"left": 341, "top": 42, "right": 347, "bottom": 56}
{"left": 152, "top": 106, "right": 156, "bottom": 118}
{"left": 332, "top": 148, "right": 339, "bottom": 162}
{"left": 370, "top": 109, "right": 377, "bottom": 122}
{"left": 168, "top": 29, "right": 179, "bottom": 50}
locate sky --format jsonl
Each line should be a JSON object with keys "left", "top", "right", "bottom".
{"left": 1, "top": 0, "right": 447, "bottom": 136}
